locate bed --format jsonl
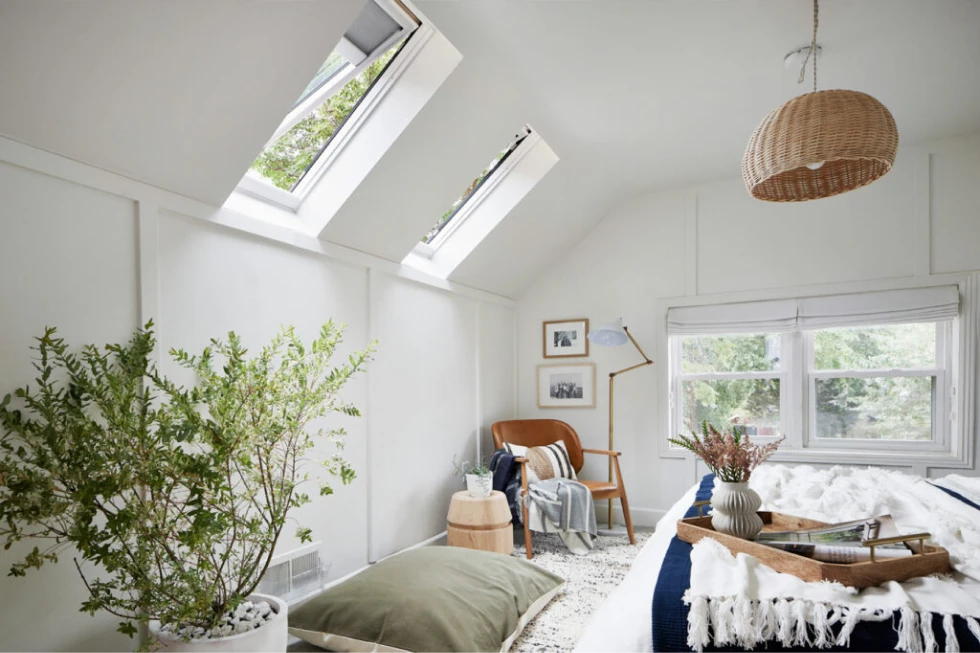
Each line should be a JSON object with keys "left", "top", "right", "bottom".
{"left": 575, "top": 465, "right": 980, "bottom": 652}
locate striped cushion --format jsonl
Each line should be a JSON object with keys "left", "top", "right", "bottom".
{"left": 503, "top": 440, "right": 577, "bottom": 484}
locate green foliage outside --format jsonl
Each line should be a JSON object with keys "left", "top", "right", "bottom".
{"left": 681, "top": 323, "right": 936, "bottom": 441}
{"left": 812, "top": 323, "right": 934, "bottom": 440}
{"left": 421, "top": 152, "right": 504, "bottom": 244}
{"left": 250, "top": 44, "right": 402, "bottom": 191}
{"left": 0, "top": 323, "right": 374, "bottom": 645}
{"left": 681, "top": 334, "right": 781, "bottom": 435}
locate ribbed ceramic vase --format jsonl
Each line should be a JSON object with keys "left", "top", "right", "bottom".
{"left": 710, "top": 481, "right": 763, "bottom": 539}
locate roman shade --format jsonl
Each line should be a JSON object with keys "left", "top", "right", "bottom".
{"left": 667, "top": 286, "right": 959, "bottom": 335}
{"left": 667, "top": 299, "right": 799, "bottom": 335}
{"left": 797, "top": 286, "right": 960, "bottom": 329}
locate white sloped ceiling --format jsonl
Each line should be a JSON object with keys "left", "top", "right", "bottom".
{"left": 0, "top": 0, "right": 364, "bottom": 205}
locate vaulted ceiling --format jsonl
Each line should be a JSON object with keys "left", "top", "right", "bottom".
{"left": 1, "top": 1, "right": 979, "bottom": 298}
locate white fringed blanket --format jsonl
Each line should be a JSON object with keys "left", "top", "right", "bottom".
{"left": 683, "top": 465, "right": 980, "bottom": 652}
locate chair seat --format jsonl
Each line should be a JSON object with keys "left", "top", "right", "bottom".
{"left": 579, "top": 479, "right": 620, "bottom": 499}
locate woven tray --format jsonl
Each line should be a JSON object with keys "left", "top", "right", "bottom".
{"left": 677, "top": 511, "right": 950, "bottom": 589}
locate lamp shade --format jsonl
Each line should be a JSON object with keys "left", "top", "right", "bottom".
{"left": 587, "top": 319, "right": 628, "bottom": 347}
{"left": 742, "top": 89, "right": 898, "bottom": 202}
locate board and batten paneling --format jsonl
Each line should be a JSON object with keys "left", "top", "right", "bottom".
{"left": 156, "top": 211, "right": 372, "bottom": 577}
{"left": 0, "top": 161, "right": 140, "bottom": 651}
{"left": 367, "top": 273, "right": 478, "bottom": 561}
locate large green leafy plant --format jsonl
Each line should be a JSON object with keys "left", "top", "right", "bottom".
{"left": 0, "top": 322, "right": 372, "bottom": 641}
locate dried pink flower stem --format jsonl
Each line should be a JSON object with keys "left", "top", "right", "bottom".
{"left": 669, "top": 421, "right": 784, "bottom": 483}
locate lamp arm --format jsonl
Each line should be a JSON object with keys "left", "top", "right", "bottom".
{"left": 609, "top": 326, "right": 653, "bottom": 378}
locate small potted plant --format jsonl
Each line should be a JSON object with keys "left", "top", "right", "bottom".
{"left": 0, "top": 322, "right": 373, "bottom": 651}
{"left": 453, "top": 456, "right": 493, "bottom": 498}
{"left": 670, "top": 421, "right": 784, "bottom": 539}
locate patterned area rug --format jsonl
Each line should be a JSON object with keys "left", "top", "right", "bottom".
{"left": 510, "top": 531, "right": 651, "bottom": 652}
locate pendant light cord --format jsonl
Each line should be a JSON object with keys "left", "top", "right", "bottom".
{"left": 797, "top": 0, "right": 819, "bottom": 92}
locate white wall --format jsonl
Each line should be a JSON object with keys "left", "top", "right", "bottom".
{"left": 516, "top": 132, "right": 980, "bottom": 527}
{"left": 0, "top": 143, "right": 516, "bottom": 650}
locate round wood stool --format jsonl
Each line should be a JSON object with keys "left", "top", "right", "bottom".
{"left": 447, "top": 490, "right": 514, "bottom": 555}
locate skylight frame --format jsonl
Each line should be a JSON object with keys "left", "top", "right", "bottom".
{"left": 415, "top": 126, "right": 533, "bottom": 258}
{"left": 237, "top": 0, "right": 420, "bottom": 209}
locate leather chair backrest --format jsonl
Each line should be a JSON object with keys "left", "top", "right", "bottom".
{"left": 491, "top": 419, "right": 584, "bottom": 473}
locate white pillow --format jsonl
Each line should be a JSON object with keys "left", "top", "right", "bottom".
{"left": 503, "top": 440, "right": 577, "bottom": 484}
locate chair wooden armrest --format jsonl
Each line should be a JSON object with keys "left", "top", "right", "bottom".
{"left": 582, "top": 448, "right": 622, "bottom": 457}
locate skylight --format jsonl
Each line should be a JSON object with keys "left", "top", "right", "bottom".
{"left": 421, "top": 126, "right": 532, "bottom": 246}
{"left": 244, "top": 0, "right": 419, "bottom": 196}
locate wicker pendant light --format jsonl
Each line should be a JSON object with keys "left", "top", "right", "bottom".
{"left": 742, "top": 0, "right": 898, "bottom": 202}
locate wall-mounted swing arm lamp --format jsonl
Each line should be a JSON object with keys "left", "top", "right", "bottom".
{"left": 587, "top": 318, "right": 653, "bottom": 529}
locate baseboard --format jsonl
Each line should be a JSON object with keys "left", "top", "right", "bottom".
{"left": 594, "top": 505, "right": 665, "bottom": 529}
{"left": 307, "top": 530, "right": 448, "bottom": 602}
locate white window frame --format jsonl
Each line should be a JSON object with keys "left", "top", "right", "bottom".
{"left": 235, "top": 0, "right": 421, "bottom": 210}
{"left": 412, "top": 127, "right": 538, "bottom": 260}
{"left": 658, "top": 275, "right": 976, "bottom": 469}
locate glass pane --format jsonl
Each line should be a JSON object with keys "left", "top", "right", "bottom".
{"left": 814, "top": 376, "right": 934, "bottom": 441}
{"left": 813, "top": 323, "right": 936, "bottom": 371}
{"left": 249, "top": 39, "right": 405, "bottom": 192}
{"left": 681, "top": 378, "right": 780, "bottom": 436}
{"left": 681, "top": 334, "right": 781, "bottom": 374}
{"left": 421, "top": 126, "right": 532, "bottom": 244}
{"left": 295, "top": 51, "right": 349, "bottom": 107}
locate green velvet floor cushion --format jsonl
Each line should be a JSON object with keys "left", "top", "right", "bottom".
{"left": 288, "top": 546, "right": 564, "bottom": 653}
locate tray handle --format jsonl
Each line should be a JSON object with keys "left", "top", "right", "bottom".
{"left": 861, "top": 532, "right": 931, "bottom": 562}
{"left": 692, "top": 500, "right": 711, "bottom": 518}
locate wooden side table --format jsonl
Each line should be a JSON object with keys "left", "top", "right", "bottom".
{"left": 447, "top": 490, "right": 514, "bottom": 555}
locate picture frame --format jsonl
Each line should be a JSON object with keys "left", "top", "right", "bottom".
{"left": 542, "top": 318, "right": 589, "bottom": 358}
{"left": 537, "top": 363, "right": 596, "bottom": 409}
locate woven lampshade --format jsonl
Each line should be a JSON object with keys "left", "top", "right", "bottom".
{"left": 742, "top": 89, "right": 898, "bottom": 202}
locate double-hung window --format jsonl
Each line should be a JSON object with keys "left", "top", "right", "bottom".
{"left": 239, "top": 0, "right": 420, "bottom": 205}
{"left": 667, "top": 285, "right": 962, "bottom": 460}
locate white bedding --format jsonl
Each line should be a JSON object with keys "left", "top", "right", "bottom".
{"left": 574, "top": 482, "right": 698, "bottom": 653}
{"left": 573, "top": 466, "right": 980, "bottom": 653}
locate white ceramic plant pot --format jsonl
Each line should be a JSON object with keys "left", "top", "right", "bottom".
{"left": 465, "top": 473, "right": 492, "bottom": 498}
{"left": 710, "top": 481, "right": 764, "bottom": 540}
{"left": 148, "top": 593, "right": 287, "bottom": 653}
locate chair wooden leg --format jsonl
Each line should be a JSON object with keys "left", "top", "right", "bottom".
{"left": 612, "top": 455, "right": 636, "bottom": 545}
{"left": 520, "top": 459, "right": 532, "bottom": 559}
{"left": 522, "top": 501, "right": 532, "bottom": 559}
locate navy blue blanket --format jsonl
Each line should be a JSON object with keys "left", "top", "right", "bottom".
{"left": 651, "top": 474, "right": 979, "bottom": 652}
{"left": 489, "top": 449, "right": 523, "bottom": 525}
{"left": 932, "top": 482, "right": 980, "bottom": 512}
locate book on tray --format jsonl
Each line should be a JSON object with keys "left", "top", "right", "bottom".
{"left": 755, "top": 515, "right": 915, "bottom": 563}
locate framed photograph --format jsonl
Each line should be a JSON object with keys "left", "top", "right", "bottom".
{"left": 537, "top": 363, "right": 596, "bottom": 409}
{"left": 542, "top": 318, "right": 589, "bottom": 358}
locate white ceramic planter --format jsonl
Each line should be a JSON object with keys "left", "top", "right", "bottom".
{"left": 465, "top": 473, "right": 492, "bottom": 497}
{"left": 148, "top": 593, "right": 287, "bottom": 653}
{"left": 710, "top": 481, "right": 764, "bottom": 540}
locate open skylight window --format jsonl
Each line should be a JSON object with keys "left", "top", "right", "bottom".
{"left": 241, "top": 0, "right": 420, "bottom": 203}
{"left": 404, "top": 125, "right": 558, "bottom": 278}
{"left": 421, "top": 126, "right": 532, "bottom": 247}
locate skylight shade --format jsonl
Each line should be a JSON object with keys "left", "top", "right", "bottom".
{"left": 346, "top": 1, "right": 402, "bottom": 56}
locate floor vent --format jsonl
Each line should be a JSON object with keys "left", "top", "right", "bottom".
{"left": 257, "top": 542, "right": 329, "bottom": 603}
